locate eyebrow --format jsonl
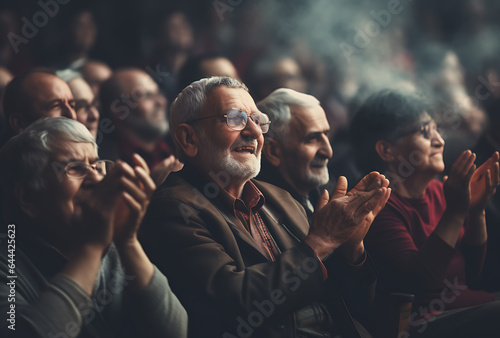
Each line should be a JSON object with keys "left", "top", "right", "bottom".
{"left": 45, "top": 99, "right": 76, "bottom": 106}
{"left": 305, "top": 130, "right": 329, "bottom": 139}
{"left": 63, "top": 157, "right": 100, "bottom": 164}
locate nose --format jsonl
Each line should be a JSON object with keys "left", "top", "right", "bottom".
{"left": 320, "top": 134, "right": 333, "bottom": 159}
{"left": 63, "top": 101, "right": 77, "bottom": 120}
{"left": 81, "top": 165, "right": 104, "bottom": 186}
{"left": 431, "top": 129, "right": 445, "bottom": 148}
{"left": 88, "top": 106, "right": 100, "bottom": 122}
{"left": 241, "top": 114, "right": 262, "bottom": 139}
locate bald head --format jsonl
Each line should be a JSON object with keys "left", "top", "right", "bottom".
{"left": 81, "top": 60, "right": 112, "bottom": 96}
{"left": 3, "top": 71, "right": 77, "bottom": 133}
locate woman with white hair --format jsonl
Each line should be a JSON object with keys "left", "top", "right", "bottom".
{"left": 0, "top": 117, "right": 187, "bottom": 337}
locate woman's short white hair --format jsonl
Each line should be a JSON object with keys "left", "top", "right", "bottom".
{"left": 169, "top": 76, "right": 248, "bottom": 156}
{"left": 1, "top": 117, "right": 97, "bottom": 195}
{"left": 256, "top": 88, "right": 319, "bottom": 141}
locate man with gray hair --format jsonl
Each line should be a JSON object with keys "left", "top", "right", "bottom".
{"left": 0, "top": 117, "right": 187, "bottom": 337}
{"left": 257, "top": 88, "right": 333, "bottom": 223}
{"left": 141, "top": 76, "right": 391, "bottom": 337}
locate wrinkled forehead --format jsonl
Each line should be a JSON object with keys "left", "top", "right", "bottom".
{"left": 25, "top": 73, "right": 72, "bottom": 98}
{"left": 201, "top": 86, "right": 255, "bottom": 117}
{"left": 52, "top": 140, "right": 97, "bottom": 161}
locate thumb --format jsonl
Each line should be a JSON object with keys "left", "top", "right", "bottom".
{"left": 443, "top": 175, "right": 448, "bottom": 184}
{"left": 331, "top": 176, "right": 348, "bottom": 200}
{"left": 315, "top": 189, "right": 330, "bottom": 211}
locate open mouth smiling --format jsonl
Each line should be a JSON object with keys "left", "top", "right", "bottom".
{"left": 232, "top": 145, "right": 256, "bottom": 154}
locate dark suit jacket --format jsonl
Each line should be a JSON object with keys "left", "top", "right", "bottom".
{"left": 140, "top": 165, "right": 376, "bottom": 337}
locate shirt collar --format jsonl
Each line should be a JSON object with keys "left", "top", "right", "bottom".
{"left": 219, "top": 179, "right": 265, "bottom": 215}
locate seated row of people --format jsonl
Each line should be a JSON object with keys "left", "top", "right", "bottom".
{"left": 0, "top": 74, "right": 499, "bottom": 337}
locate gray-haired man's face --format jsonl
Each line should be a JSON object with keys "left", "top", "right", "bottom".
{"left": 273, "top": 104, "right": 332, "bottom": 196}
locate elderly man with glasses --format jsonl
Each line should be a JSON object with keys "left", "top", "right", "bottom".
{"left": 141, "top": 77, "right": 391, "bottom": 338}
{"left": 0, "top": 117, "right": 187, "bottom": 337}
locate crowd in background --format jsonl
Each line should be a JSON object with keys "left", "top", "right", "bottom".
{"left": 0, "top": 0, "right": 500, "bottom": 336}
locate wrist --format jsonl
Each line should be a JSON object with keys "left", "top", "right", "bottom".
{"left": 443, "top": 208, "right": 468, "bottom": 224}
{"left": 304, "top": 233, "right": 339, "bottom": 260}
{"left": 114, "top": 235, "right": 140, "bottom": 251}
{"left": 338, "top": 241, "right": 365, "bottom": 264}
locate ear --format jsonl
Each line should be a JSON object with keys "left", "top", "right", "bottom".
{"left": 375, "top": 140, "right": 395, "bottom": 163}
{"left": 263, "top": 137, "right": 282, "bottom": 167}
{"left": 14, "top": 184, "right": 40, "bottom": 219}
{"left": 174, "top": 124, "right": 199, "bottom": 158}
{"left": 9, "top": 113, "right": 26, "bottom": 134}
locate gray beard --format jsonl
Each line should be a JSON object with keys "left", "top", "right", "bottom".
{"left": 198, "top": 129, "right": 261, "bottom": 181}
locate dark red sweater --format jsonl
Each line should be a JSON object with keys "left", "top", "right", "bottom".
{"left": 365, "top": 179, "right": 494, "bottom": 311}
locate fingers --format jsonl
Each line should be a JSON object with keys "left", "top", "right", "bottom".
{"left": 492, "top": 151, "right": 500, "bottom": 163}
{"left": 114, "top": 160, "right": 137, "bottom": 180}
{"left": 330, "top": 176, "right": 348, "bottom": 200}
{"left": 121, "top": 191, "right": 142, "bottom": 216}
{"left": 353, "top": 171, "right": 389, "bottom": 192}
{"left": 345, "top": 187, "right": 384, "bottom": 214}
{"left": 315, "top": 189, "right": 330, "bottom": 212}
{"left": 120, "top": 175, "right": 148, "bottom": 205}
{"left": 450, "top": 150, "right": 468, "bottom": 174}
{"left": 466, "top": 163, "right": 476, "bottom": 184}
{"left": 132, "top": 153, "right": 151, "bottom": 175}
{"left": 347, "top": 188, "right": 388, "bottom": 225}
{"left": 372, "top": 187, "right": 391, "bottom": 217}
{"left": 459, "top": 151, "right": 476, "bottom": 176}
{"left": 135, "top": 165, "right": 156, "bottom": 197}
{"left": 485, "top": 169, "right": 492, "bottom": 192}
{"left": 443, "top": 175, "right": 448, "bottom": 183}
{"left": 449, "top": 150, "right": 476, "bottom": 186}
{"left": 492, "top": 161, "right": 500, "bottom": 187}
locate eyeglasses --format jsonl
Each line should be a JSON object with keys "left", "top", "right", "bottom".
{"left": 390, "top": 121, "right": 444, "bottom": 140}
{"left": 417, "top": 122, "right": 443, "bottom": 140}
{"left": 187, "top": 109, "right": 271, "bottom": 134}
{"left": 64, "top": 160, "right": 115, "bottom": 179}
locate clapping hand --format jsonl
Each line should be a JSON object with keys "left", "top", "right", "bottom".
{"left": 469, "top": 151, "right": 500, "bottom": 213}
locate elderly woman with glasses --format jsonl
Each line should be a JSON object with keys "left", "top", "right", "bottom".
{"left": 0, "top": 117, "right": 187, "bottom": 337}
{"left": 351, "top": 89, "right": 500, "bottom": 335}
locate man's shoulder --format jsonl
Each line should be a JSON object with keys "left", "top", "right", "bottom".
{"left": 252, "top": 179, "right": 308, "bottom": 216}
{"left": 252, "top": 179, "right": 297, "bottom": 201}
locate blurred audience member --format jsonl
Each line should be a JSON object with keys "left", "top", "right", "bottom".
{"left": 1, "top": 70, "right": 77, "bottom": 145}
{"left": 56, "top": 9, "right": 98, "bottom": 69}
{"left": 99, "top": 68, "right": 181, "bottom": 185}
{"left": 178, "top": 53, "right": 240, "bottom": 93}
{"left": 68, "top": 76, "right": 100, "bottom": 139}
{"left": 257, "top": 88, "right": 333, "bottom": 223}
{"left": 246, "top": 54, "right": 306, "bottom": 101}
{"left": 149, "top": 11, "right": 194, "bottom": 102}
{"left": 79, "top": 60, "right": 112, "bottom": 96}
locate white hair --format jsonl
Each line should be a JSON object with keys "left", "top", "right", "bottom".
{"left": 169, "top": 76, "right": 248, "bottom": 157}
{"left": 1, "top": 117, "right": 96, "bottom": 194}
{"left": 256, "top": 88, "right": 319, "bottom": 141}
